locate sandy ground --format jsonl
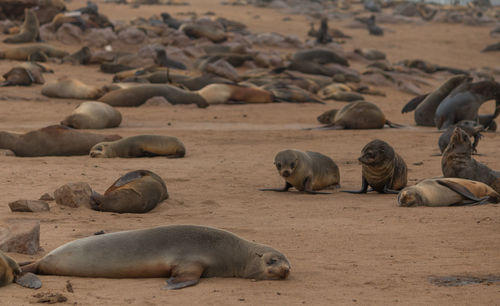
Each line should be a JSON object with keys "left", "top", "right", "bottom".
{"left": 0, "top": 0, "right": 500, "bottom": 305}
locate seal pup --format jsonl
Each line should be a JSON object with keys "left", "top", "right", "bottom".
{"left": 98, "top": 84, "right": 209, "bottom": 108}
{"left": 42, "top": 78, "right": 104, "bottom": 100}
{"left": 434, "top": 80, "right": 500, "bottom": 130}
{"left": 197, "top": 84, "right": 273, "bottom": 104}
{"left": 313, "top": 101, "right": 402, "bottom": 129}
{"left": 20, "top": 225, "right": 290, "bottom": 289}
{"left": 401, "top": 75, "right": 471, "bottom": 126}
{"left": 398, "top": 178, "right": 500, "bottom": 207}
{"left": 90, "top": 170, "right": 168, "bottom": 213}
{"left": 61, "top": 101, "right": 122, "bottom": 129}
{"left": 0, "top": 251, "right": 41, "bottom": 289}
{"left": 442, "top": 127, "right": 500, "bottom": 193}
{"left": 260, "top": 149, "right": 340, "bottom": 194}
{"left": 0, "top": 125, "right": 121, "bottom": 157}
{"left": 0, "top": 45, "right": 69, "bottom": 61}
{"left": 3, "top": 9, "right": 40, "bottom": 44}
{"left": 89, "top": 135, "right": 185, "bottom": 158}
{"left": 438, "top": 120, "right": 483, "bottom": 154}
{"left": 344, "top": 139, "right": 407, "bottom": 194}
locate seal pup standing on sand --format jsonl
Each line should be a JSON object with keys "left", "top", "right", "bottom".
{"left": 0, "top": 251, "right": 41, "bottom": 289}
{"left": 20, "top": 225, "right": 291, "bottom": 289}
{"left": 442, "top": 127, "right": 500, "bottom": 193}
{"left": 398, "top": 178, "right": 500, "bottom": 207}
{"left": 90, "top": 170, "right": 168, "bottom": 213}
{"left": 344, "top": 139, "right": 407, "bottom": 194}
{"left": 3, "top": 9, "right": 40, "bottom": 44}
{"left": 260, "top": 149, "right": 340, "bottom": 194}
{"left": 89, "top": 135, "right": 185, "bottom": 158}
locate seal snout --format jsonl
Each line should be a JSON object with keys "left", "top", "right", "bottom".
{"left": 281, "top": 170, "right": 291, "bottom": 177}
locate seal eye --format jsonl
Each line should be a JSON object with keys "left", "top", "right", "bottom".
{"left": 95, "top": 146, "right": 102, "bottom": 151}
{"left": 276, "top": 163, "right": 281, "bottom": 170}
{"left": 290, "top": 162, "right": 295, "bottom": 169}
{"left": 267, "top": 258, "right": 277, "bottom": 265}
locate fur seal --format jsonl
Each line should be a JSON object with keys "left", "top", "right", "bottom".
{"left": 434, "top": 80, "right": 500, "bottom": 130}
{"left": 3, "top": 9, "right": 40, "bottom": 44}
{"left": 401, "top": 75, "right": 471, "bottom": 126}
{"left": 89, "top": 135, "right": 185, "bottom": 158}
{"left": 0, "top": 45, "right": 69, "bottom": 61}
{"left": 98, "top": 84, "right": 209, "bottom": 108}
{"left": 90, "top": 170, "right": 168, "bottom": 213}
{"left": 42, "top": 78, "right": 104, "bottom": 100}
{"left": 1, "top": 65, "right": 44, "bottom": 86}
{"left": 398, "top": 178, "right": 500, "bottom": 207}
{"left": 345, "top": 139, "right": 407, "bottom": 194}
{"left": 292, "top": 49, "right": 349, "bottom": 67}
{"left": 260, "top": 149, "right": 340, "bottom": 194}
{"left": 197, "top": 84, "right": 273, "bottom": 104}
{"left": 21, "top": 225, "right": 291, "bottom": 289}
{"left": 0, "top": 251, "right": 41, "bottom": 289}
{"left": 442, "top": 127, "right": 500, "bottom": 193}
{"left": 61, "top": 101, "right": 122, "bottom": 129}
{"left": 438, "top": 120, "right": 483, "bottom": 154}
{"left": 261, "top": 83, "right": 324, "bottom": 104}
{"left": 180, "top": 23, "right": 227, "bottom": 43}
{"left": 0, "top": 125, "right": 121, "bottom": 157}
{"left": 314, "top": 101, "right": 402, "bottom": 129}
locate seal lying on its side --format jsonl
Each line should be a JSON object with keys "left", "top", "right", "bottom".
{"left": 89, "top": 135, "right": 185, "bottom": 158}
{"left": 61, "top": 101, "right": 122, "bottom": 129}
{"left": 90, "top": 170, "right": 168, "bottom": 213}
{"left": 344, "top": 139, "right": 407, "bottom": 194}
{"left": 42, "top": 78, "right": 104, "bottom": 100}
{"left": 260, "top": 149, "right": 340, "bottom": 194}
{"left": 398, "top": 178, "right": 500, "bottom": 207}
{"left": 21, "top": 225, "right": 291, "bottom": 289}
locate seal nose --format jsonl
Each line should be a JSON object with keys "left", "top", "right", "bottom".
{"left": 282, "top": 170, "right": 290, "bottom": 177}
{"left": 281, "top": 267, "right": 290, "bottom": 279}
{"left": 90, "top": 152, "right": 96, "bottom": 158}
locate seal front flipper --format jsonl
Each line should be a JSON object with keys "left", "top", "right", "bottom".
{"left": 165, "top": 277, "right": 199, "bottom": 290}
{"left": 164, "top": 263, "right": 203, "bottom": 290}
{"left": 260, "top": 182, "right": 293, "bottom": 192}
{"left": 342, "top": 177, "right": 369, "bottom": 194}
{"left": 436, "top": 179, "right": 491, "bottom": 204}
{"left": 15, "top": 272, "right": 42, "bottom": 289}
{"left": 382, "top": 186, "right": 400, "bottom": 194}
{"left": 401, "top": 93, "right": 429, "bottom": 113}
{"left": 303, "top": 177, "right": 332, "bottom": 194}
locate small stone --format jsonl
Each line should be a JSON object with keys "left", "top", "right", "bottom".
{"left": 0, "top": 219, "right": 40, "bottom": 255}
{"left": 33, "top": 292, "right": 68, "bottom": 303}
{"left": 54, "top": 182, "right": 92, "bottom": 208}
{"left": 39, "top": 193, "right": 55, "bottom": 201}
{"left": 9, "top": 200, "right": 50, "bottom": 212}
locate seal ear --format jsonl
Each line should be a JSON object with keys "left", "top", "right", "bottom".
{"left": 255, "top": 252, "right": 263, "bottom": 257}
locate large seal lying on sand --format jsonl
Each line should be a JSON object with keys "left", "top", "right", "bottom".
{"left": 90, "top": 170, "right": 168, "bottom": 213}
{"left": 260, "top": 149, "right": 340, "bottom": 194}
{"left": 89, "top": 135, "right": 185, "bottom": 158}
{"left": 197, "top": 84, "right": 273, "bottom": 104}
{"left": 314, "top": 101, "right": 402, "bottom": 129}
{"left": 42, "top": 79, "right": 104, "bottom": 100}
{"left": 0, "top": 125, "right": 121, "bottom": 157}
{"left": 0, "top": 251, "right": 41, "bottom": 289}
{"left": 345, "top": 139, "right": 407, "bottom": 194}
{"left": 442, "top": 127, "right": 500, "bottom": 193}
{"left": 3, "top": 9, "right": 40, "bottom": 44}
{"left": 61, "top": 101, "right": 122, "bottom": 129}
{"left": 398, "top": 178, "right": 500, "bottom": 207}
{"left": 21, "top": 225, "right": 291, "bottom": 289}
{"left": 98, "top": 84, "right": 209, "bottom": 108}
{"left": 0, "top": 44, "right": 69, "bottom": 61}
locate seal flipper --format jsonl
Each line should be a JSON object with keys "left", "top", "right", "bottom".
{"left": 342, "top": 177, "right": 369, "bottom": 194}
{"left": 436, "top": 179, "right": 490, "bottom": 204}
{"left": 401, "top": 93, "right": 429, "bottom": 113}
{"left": 303, "top": 176, "right": 332, "bottom": 194}
{"left": 164, "top": 263, "right": 203, "bottom": 290}
{"left": 15, "top": 272, "right": 41, "bottom": 289}
{"left": 260, "top": 182, "right": 293, "bottom": 192}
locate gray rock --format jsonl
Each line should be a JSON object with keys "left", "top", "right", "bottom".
{"left": 0, "top": 219, "right": 40, "bottom": 255}
{"left": 54, "top": 182, "right": 92, "bottom": 208}
{"left": 9, "top": 200, "right": 50, "bottom": 212}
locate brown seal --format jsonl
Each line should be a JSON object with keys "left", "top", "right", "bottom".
{"left": 261, "top": 83, "right": 324, "bottom": 104}
{"left": 442, "top": 127, "right": 500, "bottom": 193}
{"left": 1, "top": 65, "right": 45, "bottom": 87}
{"left": 3, "top": 8, "right": 40, "bottom": 44}
{"left": 0, "top": 125, "right": 121, "bottom": 157}
{"left": 260, "top": 149, "right": 340, "bottom": 194}
{"left": 90, "top": 170, "right": 168, "bottom": 213}
{"left": 0, "top": 250, "right": 41, "bottom": 289}
{"left": 314, "top": 101, "right": 402, "bottom": 129}
{"left": 197, "top": 84, "right": 273, "bottom": 104}
{"left": 344, "top": 139, "right": 407, "bottom": 194}
{"left": 179, "top": 23, "right": 227, "bottom": 43}
{"left": 42, "top": 78, "right": 104, "bottom": 100}
{"left": 0, "top": 44, "right": 69, "bottom": 61}
{"left": 21, "top": 225, "right": 290, "bottom": 289}
{"left": 438, "top": 120, "right": 483, "bottom": 154}
{"left": 98, "top": 84, "right": 209, "bottom": 108}
{"left": 89, "top": 135, "right": 185, "bottom": 158}
{"left": 398, "top": 178, "right": 500, "bottom": 207}
{"left": 61, "top": 101, "right": 122, "bottom": 129}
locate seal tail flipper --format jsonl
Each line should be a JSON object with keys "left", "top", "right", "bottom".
{"left": 436, "top": 179, "right": 493, "bottom": 204}
{"left": 385, "top": 120, "right": 405, "bottom": 128}
{"left": 401, "top": 93, "right": 429, "bottom": 113}
{"left": 15, "top": 272, "right": 42, "bottom": 289}
{"left": 303, "top": 125, "right": 343, "bottom": 131}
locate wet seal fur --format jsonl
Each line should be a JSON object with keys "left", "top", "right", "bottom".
{"left": 313, "top": 101, "right": 402, "bottom": 129}
{"left": 0, "top": 125, "right": 121, "bottom": 157}
{"left": 438, "top": 120, "right": 483, "bottom": 154}
{"left": 21, "top": 225, "right": 291, "bottom": 289}
{"left": 89, "top": 135, "right": 185, "bottom": 158}
{"left": 42, "top": 79, "right": 104, "bottom": 100}
{"left": 61, "top": 101, "right": 122, "bottom": 129}
{"left": 3, "top": 9, "right": 40, "bottom": 44}
{"left": 0, "top": 250, "right": 41, "bottom": 289}
{"left": 260, "top": 149, "right": 340, "bottom": 194}
{"left": 98, "top": 84, "right": 209, "bottom": 108}
{"left": 90, "top": 170, "right": 168, "bottom": 213}
{"left": 398, "top": 178, "right": 500, "bottom": 207}
{"left": 345, "top": 139, "right": 407, "bottom": 194}
{"left": 442, "top": 127, "right": 500, "bottom": 193}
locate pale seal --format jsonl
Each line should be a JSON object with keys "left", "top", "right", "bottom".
{"left": 89, "top": 135, "right": 185, "bottom": 158}
{"left": 61, "top": 101, "right": 122, "bottom": 129}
